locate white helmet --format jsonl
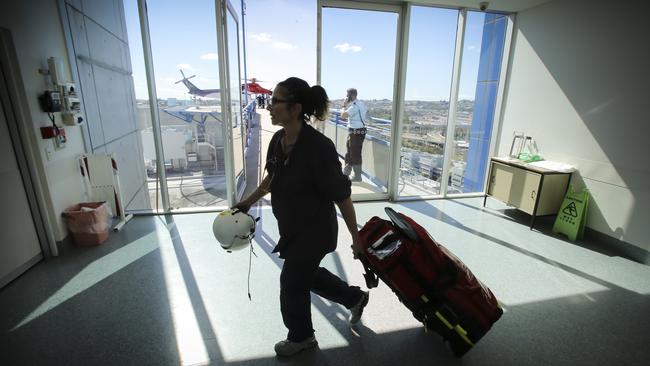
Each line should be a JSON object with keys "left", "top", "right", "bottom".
{"left": 212, "top": 209, "right": 257, "bottom": 252}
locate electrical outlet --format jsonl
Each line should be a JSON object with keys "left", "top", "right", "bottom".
{"left": 45, "top": 145, "right": 53, "bottom": 160}
{"left": 54, "top": 134, "right": 66, "bottom": 150}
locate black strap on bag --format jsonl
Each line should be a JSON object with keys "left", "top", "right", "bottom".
{"left": 361, "top": 259, "right": 379, "bottom": 288}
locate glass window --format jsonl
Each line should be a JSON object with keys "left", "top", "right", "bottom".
{"left": 321, "top": 7, "right": 398, "bottom": 196}
{"left": 398, "top": 6, "right": 458, "bottom": 197}
{"left": 226, "top": 10, "right": 245, "bottom": 195}
{"left": 125, "top": 0, "right": 226, "bottom": 210}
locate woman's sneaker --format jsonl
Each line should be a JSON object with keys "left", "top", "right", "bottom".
{"left": 349, "top": 291, "right": 370, "bottom": 324}
{"left": 274, "top": 336, "right": 318, "bottom": 357}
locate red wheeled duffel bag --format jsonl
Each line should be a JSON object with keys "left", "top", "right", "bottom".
{"left": 358, "top": 207, "right": 503, "bottom": 357}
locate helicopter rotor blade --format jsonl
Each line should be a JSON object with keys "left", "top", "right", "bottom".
{"left": 175, "top": 74, "right": 196, "bottom": 84}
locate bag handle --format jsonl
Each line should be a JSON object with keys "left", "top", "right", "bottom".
{"left": 384, "top": 207, "right": 419, "bottom": 242}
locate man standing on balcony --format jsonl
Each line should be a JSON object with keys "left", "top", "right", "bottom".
{"left": 341, "top": 88, "right": 368, "bottom": 182}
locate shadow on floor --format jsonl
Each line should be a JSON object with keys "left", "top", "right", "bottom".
{"left": 2, "top": 203, "right": 649, "bottom": 365}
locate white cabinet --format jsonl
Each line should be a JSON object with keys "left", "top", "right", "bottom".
{"left": 484, "top": 158, "right": 572, "bottom": 228}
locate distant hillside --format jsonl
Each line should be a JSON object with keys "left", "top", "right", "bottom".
{"left": 331, "top": 98, "right": 475, "bottom": 124}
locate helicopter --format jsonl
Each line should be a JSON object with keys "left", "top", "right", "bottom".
{"left": 176, "top": 71, "right": 272, "bottom": 98}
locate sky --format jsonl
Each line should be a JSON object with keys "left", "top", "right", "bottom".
{"left": 124, "top": 0, "right": 488, "bottom": 101}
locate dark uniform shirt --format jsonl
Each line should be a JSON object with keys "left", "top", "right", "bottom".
{"left": 265, "top": 123, "right": 351, "bottom": 259}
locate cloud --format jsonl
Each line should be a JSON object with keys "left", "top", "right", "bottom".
{"left": 177, "top": 63, "right": 193, "bottom": 70}
{"left": 250, "top": 33, "right": 272, "bottom": 42}
{"left": 467, "top": 45, "right": 478, "bottom": 51}
{"left": 334, "top": 43, "right": 362, "bottom": 53}
{"left": 200, "top": 53, "right": 218, "bottom": 60}
{"left": 250, "top": 33, "right": 296, "bottom": 50}
{"left": 272, "top": 42, "right": 297, "bottom": 50}
{"left": 160, "top": 77, "right": 179, "bottom": 83}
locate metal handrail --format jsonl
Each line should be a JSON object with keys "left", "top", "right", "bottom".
{"left": 328, "top": 109, "right": 391, "bottom": 144}
{"left": 326, "top": 109, "right": 466, "bottom": 194}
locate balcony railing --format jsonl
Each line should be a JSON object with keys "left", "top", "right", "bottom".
{"left": 323, "top": 109, "right": 466, "bottom": 194}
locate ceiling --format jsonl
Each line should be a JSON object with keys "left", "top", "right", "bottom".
{"left": 403, "top": 0, "right": 553, "bottom": 13}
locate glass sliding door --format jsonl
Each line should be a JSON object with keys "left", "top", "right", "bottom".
{"left": 446, "top": 12, "right": 508, "bottom": 195}
{"left": 397, "top": 6, "right": 458, "bottom": 198}
{"left": 123, "top": 0, "right": 247, "bottom": 212}
{"left": 134, "top": 0, "right": 226, "bottom": 210}
{"left": 319, "top": 2, "right": 400, "bottom": 199}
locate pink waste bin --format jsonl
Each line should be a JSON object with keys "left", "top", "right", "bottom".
{"left": 62, "top": 202, "right": 112, "bottom": 246}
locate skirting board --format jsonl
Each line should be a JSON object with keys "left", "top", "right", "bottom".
{"left": 0, "top": 254, "right": 43, "bottom": 289}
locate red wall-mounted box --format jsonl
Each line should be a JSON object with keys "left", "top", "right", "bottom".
{"left": 40, "top": 125, "right": 64, "bottom": 139}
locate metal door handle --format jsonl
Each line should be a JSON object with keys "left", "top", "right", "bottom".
{"left": 531, "top": 190, "right": 536, "bottom": 200}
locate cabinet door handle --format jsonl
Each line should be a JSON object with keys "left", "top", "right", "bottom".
{"left": 531, "top": 190, "right": 536, "bottom": 200}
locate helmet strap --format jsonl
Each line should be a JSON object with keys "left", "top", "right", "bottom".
{"left": 247, "top": 235, "right": 258, "bottom": 301}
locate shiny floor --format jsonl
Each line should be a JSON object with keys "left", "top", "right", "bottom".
{"left": 1, "top": 198, "right": 649, "bottom": 366}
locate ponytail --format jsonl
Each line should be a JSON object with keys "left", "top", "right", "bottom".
{"left": 310, "top": 85, "right": 329, "bottom": 121}
{"left": 277, "top": 77, "right": 330, "bottom": 122}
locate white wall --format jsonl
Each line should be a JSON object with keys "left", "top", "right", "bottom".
{"left": 141, "top": 130, "right": 188, "bottom": 161}
{"left": 0, "top": 0, "right": 149, "bottom": 242}
{"left": 65, "top": 0, "right": 149, "bottom": 212}
{"left": 0, "top": 0, "right": 87, "bottom": 242}
{"left": 498, "top": 0, "right": 650, "bottom": 250}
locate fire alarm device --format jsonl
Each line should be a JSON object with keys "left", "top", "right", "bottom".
{"left": 39, "top": 90, "right": 63, "bottom": 113}
{"left": 40, "top": 125, "right": 66, "bottom": 149}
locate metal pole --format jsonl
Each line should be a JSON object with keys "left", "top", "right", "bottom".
{"left": 388, "top": 3, "right": 410, "bottom": 200}
{"left": 216, "top": 0, "right": 236, "bottom": 207}
{"left": 317, "top": 0, "right": 322, "bottom": 85}
{"left": 241, "top": 0, "right": 249, "bottom": 105}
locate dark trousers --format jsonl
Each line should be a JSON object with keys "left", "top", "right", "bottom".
{"left": 280, "top": 254, "right": 363, "bottom": 342}
{"left": 344, "top": 129, "right": 366, "bottom": 165}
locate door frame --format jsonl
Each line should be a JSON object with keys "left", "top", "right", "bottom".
{"left": 118, "top": 0, "right": 245, "bottom": 213}
{"left": 0, "top": 28, "right": 54, "bottom": 258}
{"left": 216, "top": 0, "right": 246, "bottom": 207}
{"left": 317, "top": 0, "right": 407, "bottom": 202}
